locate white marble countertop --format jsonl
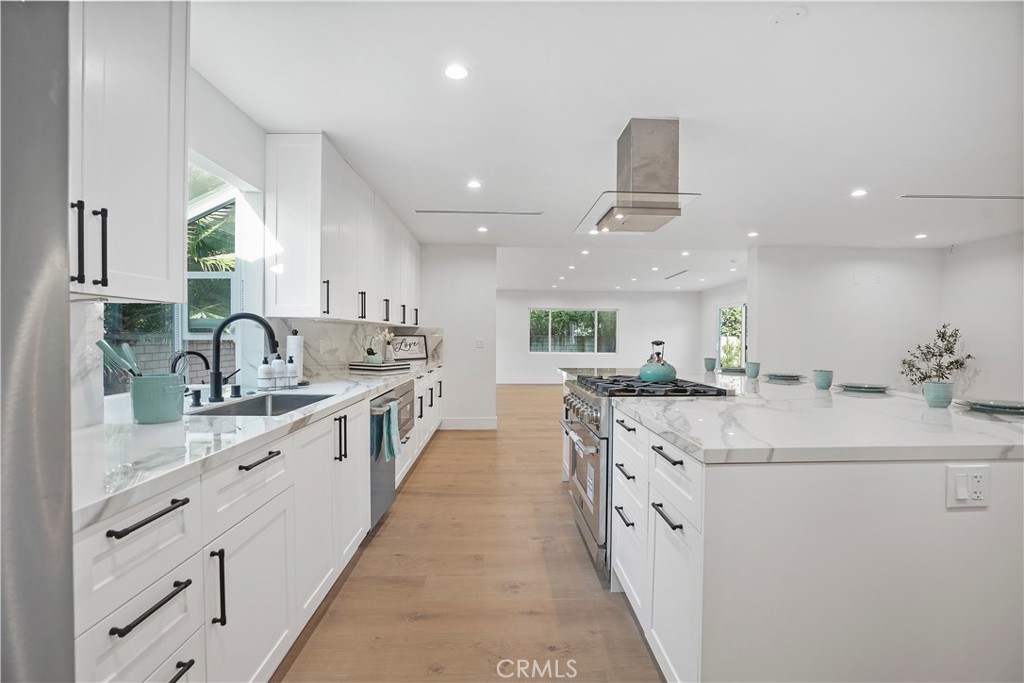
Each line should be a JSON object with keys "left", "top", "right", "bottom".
{"left": 72, "top": 364, "right": 442, "bottom": 531}
{"left": 612, "top": 373, "right": 1024, "bottom": 465}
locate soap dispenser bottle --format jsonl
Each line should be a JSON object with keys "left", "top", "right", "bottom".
{"left": 285, "top": 356, "right": 298, "bottom": 390}
{"left": 270, "top": 353, "right": 286, "bottom": 390}
{"left": 257, "top": 357, "right": 273, "bottom": 391}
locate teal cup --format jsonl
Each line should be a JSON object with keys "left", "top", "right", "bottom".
{"left": 813, "top": 369, "right": 834, "bottom": 390}
{"left": 703, "top": 357, "right": 717, "bottom": 371}
{"left": 745, "top": 361, "right": 760, "bottom": 378}
{"left": 130, "top": 374, "right": 185, "bottom": 424}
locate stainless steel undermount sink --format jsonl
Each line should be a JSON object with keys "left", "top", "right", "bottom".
{"left": 190, "top": 393, "right": 335, "bottom": 417}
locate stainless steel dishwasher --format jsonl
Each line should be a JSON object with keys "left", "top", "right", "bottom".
{"left": 369, "top": 380, "right": 414, "bottom": 528}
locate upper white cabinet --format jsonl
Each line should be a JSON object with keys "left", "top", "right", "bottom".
{"left": 264, "top": 133, "right": 422, "bottom": 323}
{"left": 68, "top": 1, "right": 188, "bottom": 303}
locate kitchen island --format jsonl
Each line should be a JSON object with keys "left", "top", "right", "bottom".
{"left": 598, "top": 371, "right": 1022, "bottom": 682}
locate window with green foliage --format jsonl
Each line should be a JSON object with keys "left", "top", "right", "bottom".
{"left": 718, "top": 304, "right": 747, "bottom": 368}
{"left": 185, "top": 196, "right": 237, "bottom": 336}
{"left": 529, "top": 309, "right": 617, "bottom": 353}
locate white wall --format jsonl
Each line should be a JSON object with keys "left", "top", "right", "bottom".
{"left": 748, "top": 246, "right": 944, "bottom": 386}
{"left": 940, "top": 232, "right": 1024, "bottom": 400}
{"left": 497, "top": 290, "right": 701, "bottom": 383}
{"left": 420, "top": 245, "right": 497, "bottom": 429}
{"left": 188, "top": 68, "right": 266, "bottom": 192}
{"left": 698, "top": 280, "right": 747, "bottom": 364}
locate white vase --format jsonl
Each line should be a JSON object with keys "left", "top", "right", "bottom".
{"left": 384, "top": 344, "right": 394, "bottom": 363}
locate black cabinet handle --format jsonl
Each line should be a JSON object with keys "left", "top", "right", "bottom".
{"left": 383, "top": 298, "right": 390, "bottom": 322}
{"left": 70, "top": 200, "right": 85, "bottom": 283}
{"left": 108, "top": 578, "right": 192, "bottom": 638}
{"left": 238, "top": 449, "right": 282, "bottom": 472}
{"left": 614, "top": 462, "right": 636, "bottom": 481}
{"left": 615, "top": 418, "right": 637, "bottom": 433}
{"left": 401, "top": 436, "right": 411, "bottom": 444}
{"left": 652, "top": 502, "right": 684, "bottom": 531}
{"left": 651, "top": 444, "right": 685, "bottom": 467}
{"left": 614, "top": 506, "right": 635, "bottom": 528}
{"left": 322, "top": 280, "right": 330, "bottom": 315}
{"left": 358, "top": 291, "right": 367, "bottom": 319}
{"left": 106, "top": 497, "right": 190, "bottom": 539}
{"left": 414, "top": 308, "right": 419, "bottom": 325}
{"left": 401, "top": 304, "right": 407, "bottom": 324}
{"left": 210, "top": 549, "right": 227, "bottom": 625}
{"left": 91, "top": 207, "right": 109, "bottom": 287}
{"left": 334, "top": 414, "right": 348, "bottom": 461}
{"left": 169, "top": 659, "right": 196, "bottom": 683}
{"left": 429, "top": 387, "right": 434, "bottom": 408}
{"left": 417, "top": 395, "right": 423, "bottom": 419}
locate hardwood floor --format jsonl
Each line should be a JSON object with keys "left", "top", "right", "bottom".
{"left": 276, "top": 385, "right": 661, "bottom": 683}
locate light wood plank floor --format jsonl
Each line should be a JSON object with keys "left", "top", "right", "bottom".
{"left": 276, "top": 385, "right": 661, "bottom": 683}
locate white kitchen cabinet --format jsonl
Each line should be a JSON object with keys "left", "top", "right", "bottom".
{"left": 332, "top": 400, "right": 371, "bottom": 568}
{"left": 145, "top": 628, "right": 206, "bottom": 683}
{"left": 68, "top": 1, "right": 187, "bottom": 302}
{"left": 646, "top": 494, "right": 703, "bottom": 683}
{"left": 204, "top": 489, "right": 296, "bottom": 683}
{"left": 610, "top": 457, "right": 651, "bottom": 630}
{"left": 265, "top": 133, "right": 421, "bottom": 324}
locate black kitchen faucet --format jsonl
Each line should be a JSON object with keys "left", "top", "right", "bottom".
{"left": 208, "top": 313, "right": 279, "bottom": 402}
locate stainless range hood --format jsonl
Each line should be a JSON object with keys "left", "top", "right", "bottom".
{"left": 575, "top": 118, "right": 700, "bottom": 234}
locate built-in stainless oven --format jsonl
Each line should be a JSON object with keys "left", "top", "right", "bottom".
{"left": 369, "top": 380, "right": 414, "bottom": 528}
{"left": 561, "top": 416, "right": 609, "bottom": 576}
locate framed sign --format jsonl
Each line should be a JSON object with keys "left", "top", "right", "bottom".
{"left": 391, "top": 334, "right": 428, "bottom": 361}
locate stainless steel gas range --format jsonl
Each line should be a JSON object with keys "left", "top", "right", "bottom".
{"left": 560, "top": 374, "right": 728, "bottom": 581}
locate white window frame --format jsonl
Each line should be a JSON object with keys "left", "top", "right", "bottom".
{"left": 180, "top": 188, "right": 241, "bottom": 341}
{"left": 528, "top": 308, "right": 618, "bottom": 354}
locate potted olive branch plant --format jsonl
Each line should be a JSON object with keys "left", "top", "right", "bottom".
{"left": 899, "top": 323, "right": 974, "bottom": 408}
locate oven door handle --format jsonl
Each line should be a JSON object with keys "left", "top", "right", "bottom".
{"left": 561, "top": 422, "right": 598, "bottom": 455}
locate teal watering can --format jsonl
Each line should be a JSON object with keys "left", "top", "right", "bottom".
{"left": 638, "top": 340, "right": 677, "bottom": 382}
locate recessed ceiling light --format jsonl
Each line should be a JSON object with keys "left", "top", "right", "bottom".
{"left": 559, "top": 276, "right": 565, "bottom": 280}
{"left": 601, "top": 227, "right": 610, "bottom": 233}
{"left": 614, "top": 213, "right": 624, "bottom": 220}
{"left": 699, "top": 278, "right": 706, "bottom": 282}
{"left": 681, "top": 251, "right": 690, "bottom": 256}
{"left": 747, "top": 232, "right": 759, "bottom": 237}
{"left": 675, "top": 286, "right": 681, "bottom": 290}
{"left": 915, "top": 234, "right": 927, "bottom": 239}
{"left": 851, "top": 188, "right": 868, "bottom": 198}
{"left": 588, "top": 229, "right": 599, "bottom": 235}
{"left": 568, "top": 265, "right": 575, "bottom": 270}
{"left": 581, "top": 250, "right": 589, "bottom": 255}
{"left": 615, "top": 286, "right": 620, "bottom": 289}
{"left": 651, "top": 267, "right": 659, "bottom": 271}
{"left": 445, "top": 64, "right": 470, "bottom": 80}
{"left": 729, "top": 268, "right": 737, "bottom": 272}
{"left": 630, "top": 277, "right": 637, "bottom": 281}
{"left": 477, "top": 226, "right": 487, "bottom": 232}
{"left": 551, "top": 285, "right": 557, "bottom": 288}
{"left": 467, "top": 180, "right": 481, "bottom": 189}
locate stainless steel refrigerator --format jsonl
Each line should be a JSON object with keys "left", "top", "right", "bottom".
{"left": 1, "top": 3, "right": 77, "bottom": 680}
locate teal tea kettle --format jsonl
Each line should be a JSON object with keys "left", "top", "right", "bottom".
{"left": 639, "top": 340, "right": 678, "bottom": 382}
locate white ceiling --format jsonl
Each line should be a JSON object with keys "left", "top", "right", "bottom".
{"left": 190, "top": 1, "right": 1024, "bottom": 292}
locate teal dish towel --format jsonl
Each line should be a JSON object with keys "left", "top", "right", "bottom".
{"left": 382, "top": 400, "right": 401, "bottom": 463}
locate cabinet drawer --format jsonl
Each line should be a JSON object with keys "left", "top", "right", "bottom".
{"left": 201, "top": 437, "right": 292, "bottom": 542}
{"left": 611, "top": 457, "right": 648, "bottom": 531}
{"left": 74, "top": 479, "right": 202, "bottom": 636}
{"left": 611, "top": 470, "right": 650, "bottom": 629}
{"left": 75, "top": 553, "right": 204, "bottom": 683}
{"left": 649, "top": 434, "right": 704, "bottom": 531}
{"left": 613, "top": 411, "right": 647, "bottom": 461}
{"left": 145, "top": 628, "right": 205, "bottom": 683}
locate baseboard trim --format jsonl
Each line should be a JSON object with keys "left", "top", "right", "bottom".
{"left": 440, "top": 417, "right": 498, "bottom": 430}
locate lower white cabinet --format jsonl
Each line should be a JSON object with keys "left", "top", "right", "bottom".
{"left": 204, "top": 489, "right": 296, "bottom": 683}
{"left": 333, "top": 400, "right": 371, "bottom": 568}
{"left": 145, "top": 628, "right": 205, "bottom": 683}
{"left": 75, "top": 553, "right": 205, "bottom": 682}
{"left": 646, "top": 495, "right": 703, "bottom": 683}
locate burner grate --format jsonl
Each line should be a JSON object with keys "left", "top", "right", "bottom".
{"left": 576, "top": 374, "right": 727, "bottom": 397}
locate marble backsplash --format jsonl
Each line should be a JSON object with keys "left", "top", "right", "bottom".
{"left": 269, "top": 318, "right": 443, "bottom": 382}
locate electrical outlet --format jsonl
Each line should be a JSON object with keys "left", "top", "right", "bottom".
{"left": 946, "top": 464, "right": 990, "bottom": 508}
{"left": 475, "top": 338, "right": 485, "bottom": 349}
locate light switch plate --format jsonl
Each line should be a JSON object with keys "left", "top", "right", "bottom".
{"left": 946, "top": 464, "right": 990, "bottom": 508}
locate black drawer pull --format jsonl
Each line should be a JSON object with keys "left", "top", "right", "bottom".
{"left": 91, "top": 207, "right": 109, "bottom": 287}
{"left": 383, "top": 298, "right": 390, "bottom": 322}
{"left": 401, "top": 304, "right": 407, "bottom": 324}
{"left": 417, "top": 395, "right": 424, "bottom": 419}
{"left": 334, "top": 415, "right": 348, "bottom": 461}
{"left": 358, "top": 291, "right": 367, "bottom": 319}
{"left": 108, "top": 578, "right": 192, "bottom": 638}
{"left": 651, "top": 444, "right": 685, "bottom": 467}
{"left": 438, "top": 380, "right": 442, "bottom": 398}
{"left": 210, "top": 549, "right": 227, "bottom": 625}
{"left": 70, "top": 200, "right": 86, "bottom": 283}
{"left": 614, "top": 462, "right": 636, "bottom": 481}
{"left": 238, "top": 449, "right": 282, "bottom": 471}
{"left": 414, "top": 308, "right": 419, "bottom": 325}
{"left": 614, "top": 505, "right": 635, "bottom": 528}
{"left": 615, "top": 418, "right": 637, "bottom": 433}
{"left": 322, "top": 280, "right": 330, "bottom": 315}
{"left": 652, "top": 502, "right": 684, "bottom": 531}
{"left": 169, "top": 659, "right": 195, "bottom": 683}
{"left": 401, "top": 436, "right": 411, "bottom": 444}
{"left": 106, "top": 498, "right": 190, "bottom": 539}
{"left": 429, "top": 387, "right": 434, "bottom": 408}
